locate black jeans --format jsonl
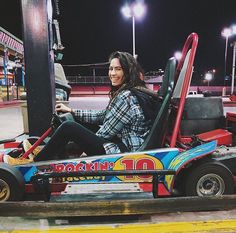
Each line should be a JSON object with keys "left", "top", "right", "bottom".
{"left": 34, "top": 121, "right": 107, "bottom": 161}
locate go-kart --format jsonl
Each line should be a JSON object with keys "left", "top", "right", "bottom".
{"left": 0, "top": 33, "right": 236, "bottom": 202}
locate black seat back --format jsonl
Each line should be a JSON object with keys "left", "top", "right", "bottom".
{"left": 138, "top": 57, "right": 176, "bottom": 151}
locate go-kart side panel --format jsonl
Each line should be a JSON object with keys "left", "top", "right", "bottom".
{"left": 16, "top": 148, "right": 179, "bottom": 192}
{"left": 3, "top": 141, "right": 216, "bottom": 196}
{"left": 165, "top": 141, "right": 217, "bottom": 190}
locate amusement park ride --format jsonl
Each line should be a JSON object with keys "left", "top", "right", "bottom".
{"left": 1, "top": 0, "right": 236, "bottom": 207}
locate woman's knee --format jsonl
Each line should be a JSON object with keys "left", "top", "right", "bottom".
{"left": 57, "top": 121, "right": 78, "bottom": 134}
{"left": 56, "top": 120, "right": 94, "bottom": 139}
{"left": 61, "top": 120, "right": 77, "bottom": 128}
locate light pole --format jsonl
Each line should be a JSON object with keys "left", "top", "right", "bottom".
{"left": 121, "top": 2, "right": 146, "bottom": 57}
{"left": 230, "top": 25, "right": 236, "bottom": 94}
{"left": 231, "top": 41, "right": 236, "bottom": 94}
{"left": 221, "top": 28, "right": 232, "bottom": 82}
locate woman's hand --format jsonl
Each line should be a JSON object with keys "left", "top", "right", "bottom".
{"left": 55, "top": 103, "right": 72, "bottom": 113}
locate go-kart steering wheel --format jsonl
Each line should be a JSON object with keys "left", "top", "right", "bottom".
{"left": 51, "top": 112, "right": 75, "bottom": 128}
{"left": 51, "top": 112, "right": 64, "bottom": 128}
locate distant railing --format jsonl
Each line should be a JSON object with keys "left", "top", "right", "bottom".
{"left": 66, "top": 75, "right": 162, "bottom": 85}
{"left": 67, "top": 76, "right": 110, "bottom": 84}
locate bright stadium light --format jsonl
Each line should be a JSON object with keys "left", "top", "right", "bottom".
{"left": 174, "top": 51, "right": 182, "bottom": 61}
{"left": 121, "top": 5, "right": 132, "bottom": 18}
{"left": 222, "top": 25, "right": 236, "bottom": 93}
{"left": 121, "top": 2, "right": 146, "bottom": 57}
{"left": 221, "top": 27, "right": 233, "bottom": 81}
{"left": 205, "top": 72, "right": 213, "bottom": 86}
{"left": 133, "top": 3, "right": 146, "bottom": 18}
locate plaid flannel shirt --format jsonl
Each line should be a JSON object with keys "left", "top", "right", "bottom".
{"left": 73, "top": 90, "right": 151, "bottom": 154}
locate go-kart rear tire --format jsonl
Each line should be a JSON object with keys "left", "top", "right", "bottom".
{"left": 0, "top": 163, "right": 25, "bottom": 201}
{"left": 185, "top": 163, "right": 235, "bottom": 196}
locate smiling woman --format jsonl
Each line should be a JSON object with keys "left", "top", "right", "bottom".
{"left": 108, "top": 51, "right": 146, "bottom": 99}
{"left": 109, "top": 59, "right": 124, "bottom": 86}
{"left": 4, "top": 51, "right": 157, "bottom": 165}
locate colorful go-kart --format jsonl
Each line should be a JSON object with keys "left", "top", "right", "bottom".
{"left": 0, "top": 33, "right": 236, "bottom": 202}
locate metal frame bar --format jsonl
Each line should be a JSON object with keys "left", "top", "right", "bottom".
{"left": 21, "top": 127, "right": 53, "bottom": 159}
{"left": 31, "top": 169, "right": 176, "bottom": 199}
{"left": 170, "top": 33, "right": 199, "bottom": 147}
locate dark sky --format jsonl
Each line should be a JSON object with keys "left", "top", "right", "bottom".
{"left": 1, "top": 0, "right": 236, "bottom": 83}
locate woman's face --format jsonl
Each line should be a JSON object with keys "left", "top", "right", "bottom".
{"left": 109, "top": 58, "right": 125, "bottom": 86}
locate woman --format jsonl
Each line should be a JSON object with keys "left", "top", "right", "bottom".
{"left": 4, "top": 51, "right": 152, "bottom": 165}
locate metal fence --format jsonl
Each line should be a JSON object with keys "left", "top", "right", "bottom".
{"left": 66, "top": 75, "right": 162, "bottom": 85}
{"left": 67, "top": 76, "right": 110, "bottom": 84}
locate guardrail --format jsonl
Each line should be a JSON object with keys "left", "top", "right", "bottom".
{"left": 67, "top": 75, "right": 161, "bottom": 84}
{"left": 67, "top": 76, "right": 110, "bottom": 84}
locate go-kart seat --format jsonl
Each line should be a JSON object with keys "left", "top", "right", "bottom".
{"left": 138, "top": 57, "right": 176, "bottom": 151}
{"left": 54, "top": 63, "right": 71, "bottom": 100}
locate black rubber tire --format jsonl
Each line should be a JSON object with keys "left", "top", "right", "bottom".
{"left": 0, "top": 163, "right": 25, "bottom": 201}
{"left": 185, "top": 162, "right": 235, "bottom": 196}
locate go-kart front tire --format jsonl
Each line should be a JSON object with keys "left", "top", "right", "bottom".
{"left": 0, "top": 163, "right": 25, "bottom": 202}
{"left": 185, "top": 163, "right": 235, "bottom": 196}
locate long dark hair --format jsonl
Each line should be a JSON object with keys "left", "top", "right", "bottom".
{"left": 108, "top": 51, "right": 146, "bottom": 99}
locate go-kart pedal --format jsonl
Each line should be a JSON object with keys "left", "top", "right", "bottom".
{"left": 22, "top": 139, "right": 43, "bottom": 159}
{"left": 0, "top": 153, "right": 33, "bottom": 165}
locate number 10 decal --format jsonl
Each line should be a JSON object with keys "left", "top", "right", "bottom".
{"left": 113, "top": 155, "right": 163, "bottom": 181}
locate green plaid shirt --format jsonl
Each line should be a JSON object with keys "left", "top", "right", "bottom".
{"left": 73, "top": 90, "right": 151, "bottom": 154}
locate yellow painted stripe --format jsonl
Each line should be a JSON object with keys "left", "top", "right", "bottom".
{"left": 1, "top": 220, "right": 236, "bottom": 233}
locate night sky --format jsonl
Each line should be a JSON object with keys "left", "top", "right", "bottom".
{"left": 1, "top": 0, "right": 236, "bottom": 84}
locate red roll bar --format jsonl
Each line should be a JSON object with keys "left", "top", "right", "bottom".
{"left": 21, "top": 127, "right": 53, "bottom": 159}
{"left": 170, "top": 33, "right": 199, "bottom": 147}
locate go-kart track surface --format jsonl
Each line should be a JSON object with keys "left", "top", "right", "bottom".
{"left": 1, "top": 198, "right": 236, "bottom": 232}
{"left": 1, "top": 96, "right": 236, "bottom": 232}
{"left": 1, "top": 96, "right": 236, "bottom": 141}
{"left": 0, "top": 96, "right": 109, "bottom": 141}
